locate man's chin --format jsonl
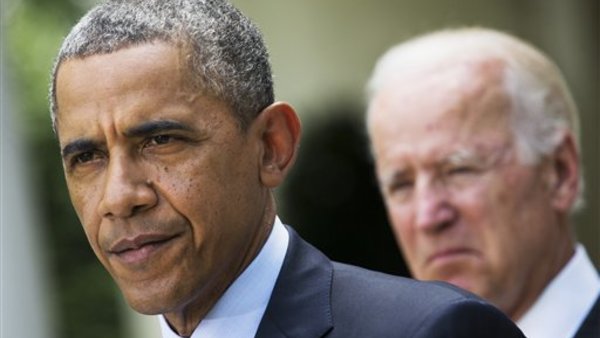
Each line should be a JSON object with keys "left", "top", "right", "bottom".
{"left": 126, "top": 297, "right": 172, "bottom": 315}
{"left": 118, "top": 284, "right": 178, "bottom": 315}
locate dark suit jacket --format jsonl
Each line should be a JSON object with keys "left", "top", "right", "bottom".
{"left": 255, "top": 227, "right": 525, "bottom": 338}
{"left": 573, "top": 294, "right": 600, "bottom": 338}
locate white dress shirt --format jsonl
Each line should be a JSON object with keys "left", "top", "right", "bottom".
{"left": 158, "top": 217, "right": 289, "bottom": 338}
{"left": 517, "top": 244, "right": 600, "bottom": 338}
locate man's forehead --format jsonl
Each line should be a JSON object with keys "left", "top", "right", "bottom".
{"left": 56, "top": 43, "right": 186, "bottom": 88}
{"left": 377, "top": 50, "right": 507, "bottom": 87}
{"left": 370, "top": 65, "right": 511, "bottom": 147}
{"left": 379, "top": 141, "right": 501, "bottom": 164}
{"left": 54, "top": 43, "right": 202, "bottom": 134}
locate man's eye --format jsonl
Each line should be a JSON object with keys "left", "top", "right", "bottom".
{"left": 146, "top": 135, "right": 174, "bottom": 147}
{"left": 68, "top": 151, "right": 104, "bottom": 170}
{"left": 448, "top": 166, "right": 473, "bottom": 175}
{"left": 389, "top": 181, "right": 412, "bottom": 193}
{"left": 74, "top": 152, "right": 97, "bottom": 164}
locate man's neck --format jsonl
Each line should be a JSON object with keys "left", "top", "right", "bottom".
{"left": 510, "top": 239, "right": 576, "bottom": 321}
{"left": 163, "top": 196, "right": 278, "bottom": 336}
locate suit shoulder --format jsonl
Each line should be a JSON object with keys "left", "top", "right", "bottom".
{"left": 328, "top": 262, "right": 525, "bottom": 337}
{"left": 331, "top": 261, "right": 476, "bottom": 306}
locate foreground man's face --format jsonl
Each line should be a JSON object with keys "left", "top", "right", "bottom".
{"left": 369, "top": 60, "right": 561, "bottom": 318}
{"left": 55, "top": 42, "right": 269, "bottom": 317}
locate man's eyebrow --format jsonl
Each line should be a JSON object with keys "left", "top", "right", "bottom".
{"left": 61, "top": 121, "right": 195, "bottom": 158}
{"left": 446, "top": 149, "right": 478, "bottom": 165}
{"left": 62, "top": 139, "right": 99, "bottom": 159}
{"left": 124, "top": 120, "right": 194, "bottom": 138}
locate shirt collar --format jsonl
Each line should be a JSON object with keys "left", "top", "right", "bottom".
{"left": 158, "top": 217, "right": 289, "bottom": 338}
{"left": 517, "top": 244, "right": 600, "bottom": 338}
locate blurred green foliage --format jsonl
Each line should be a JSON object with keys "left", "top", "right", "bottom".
{"left": 5, "top": 0, "right": 126, "bottom": 337}
{"left": 7, "top": 0, "right": 79, "bottom": 137}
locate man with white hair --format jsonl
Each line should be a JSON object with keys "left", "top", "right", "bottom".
{"left": 367, "top": 27, "right": 599, "bottom": 338}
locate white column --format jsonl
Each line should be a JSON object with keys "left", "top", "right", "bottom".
{"left": 1, "top": 29, "right": 57, "bottom": 338}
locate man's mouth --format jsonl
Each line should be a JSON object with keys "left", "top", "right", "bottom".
{"left": 108, "top": 233, "right": 179, "bottom": 265}
{"left": 426, "top": 248, "right": 478, "bottom": 266}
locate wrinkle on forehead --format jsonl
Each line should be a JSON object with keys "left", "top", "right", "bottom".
{"left": 55, "top": 42, "right": 210, "bottom": 145}
{"left": 370, "top": 56, "right": 512, "bottom": 150}
{"left": 56, "top": 42, "right": 200, "bottom": 113}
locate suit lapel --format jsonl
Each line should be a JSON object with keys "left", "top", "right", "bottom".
{"left": 573, "top": 294, "right": 600, "bottom": 338}
{"left": 255, "top": 226, "right": 334, "bottom": 338}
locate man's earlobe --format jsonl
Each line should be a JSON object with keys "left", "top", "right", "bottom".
{"left": 256, "top": 102, "right": 301, "bottom": 188}
{"left": 549, "top": 133, "right": 580, "bottom": 212}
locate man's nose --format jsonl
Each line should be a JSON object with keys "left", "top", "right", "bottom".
{"left": 414, "top": 180, "right": 457, "bottom": 232}
{"left": 97, "top": 155, "right": 157, "bottom": 218}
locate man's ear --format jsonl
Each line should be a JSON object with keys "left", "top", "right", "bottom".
{"left": 253, "top": 101, "right": 301, "bottom": 188}
{"left": 545, "top": 133, "right": 580, "bottom": 212}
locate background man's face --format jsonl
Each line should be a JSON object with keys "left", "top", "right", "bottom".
{"left": 369, "top": 62, "right": 561, "bottom": 316}
{"left": 55, "top": 42, "right": 269, "bottom": 316}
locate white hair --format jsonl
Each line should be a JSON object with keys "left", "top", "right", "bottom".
{"left": 366, "top": 27, "right": 584, "bottom": 211}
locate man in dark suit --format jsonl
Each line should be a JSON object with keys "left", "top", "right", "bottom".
{"left": 49, "top": 1, "right": 525, "bottom": 337}
{"left": 366, "top": 27, "right": 599, "bottom": 338}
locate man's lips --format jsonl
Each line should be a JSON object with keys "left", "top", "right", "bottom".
{"left": 426, "top": 248, "right": 478, "bottom": 265}
{"left": 108, "top": 233, "right": 179, "bottom": 265}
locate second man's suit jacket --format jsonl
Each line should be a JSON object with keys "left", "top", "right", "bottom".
{"left": 573, "top": 293, "right": 600, "bottom": 338}
{"left": 255, "top": 227, "right": 526, "bottom": 338}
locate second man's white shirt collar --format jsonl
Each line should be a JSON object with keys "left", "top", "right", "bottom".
{"left": 517, "top": 244, "right": 600, "bottom": 338}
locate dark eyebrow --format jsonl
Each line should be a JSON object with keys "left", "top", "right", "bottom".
{"left": 124, "top": 120, "right": 194, "bottom": 138}
{"left": 61, "top": 121, "right": 194, "bottom": 159}
{"left": 62, "top": 139, "right": 100, "bottom": 159}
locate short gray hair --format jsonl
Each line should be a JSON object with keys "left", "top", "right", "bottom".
{"left": 49, "top": 0, "right": 273, "bottom": 131}
{"left": 366, "top": 27, "right": 584, "bottom": 210}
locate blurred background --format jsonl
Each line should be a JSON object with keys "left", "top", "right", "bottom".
{"left": 1, "top": 0, "right": 598, "bottom": 337}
